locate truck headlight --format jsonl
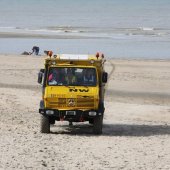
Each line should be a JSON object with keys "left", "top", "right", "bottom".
{"left": 89, "top": 111, "right": 96, "bottom": 116}
{"left": 46, "top": 110, "right": 54, "bottom": 115}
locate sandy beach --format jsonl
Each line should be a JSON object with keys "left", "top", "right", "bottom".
{"left": 0, "top": 54, "right": 170, "bottom": 169}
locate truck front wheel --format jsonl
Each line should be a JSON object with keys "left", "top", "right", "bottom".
{"left": 93, "top": 115, "right": 103, "bottom": 135}
{"left": 40, "top": 115, "right": 50, "bottom": 133}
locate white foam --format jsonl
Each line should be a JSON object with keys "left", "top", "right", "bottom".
{"left": 140, "top": 27, "right": 154, "bottom": 31}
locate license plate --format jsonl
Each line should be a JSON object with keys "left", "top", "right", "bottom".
{"left": 66, "top": 111, "right": 76, "bottom": 116}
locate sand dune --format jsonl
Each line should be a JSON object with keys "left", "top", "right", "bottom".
{"left": 0, "top": 55, "right": 170, "bottom": 169}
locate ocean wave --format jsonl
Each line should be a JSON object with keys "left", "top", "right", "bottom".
{"left": 17, "top": 27, "right": 86, "bottom": 34}
{"left": 0, "top": 26, "right": 169, "bottom": 39}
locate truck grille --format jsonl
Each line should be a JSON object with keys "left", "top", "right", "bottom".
{"left": 48, "top": 96, "right": 94, "bottom": 108}
{"left": 77, "top": 96, "right": 94, "bottom": 107}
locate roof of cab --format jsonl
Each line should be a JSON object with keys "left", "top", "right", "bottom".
{"left": 55, "top": 54, "right": 104, "bottom": 61}
{"left": 44, "top": 53, "right": 106, "bottom": 68}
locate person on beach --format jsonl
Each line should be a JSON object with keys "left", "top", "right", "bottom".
{"left": 21, "top": 51, "right": 32, "bottom": 55}
{"left": 31, "top": 46, "right": 39, "bottom": 55}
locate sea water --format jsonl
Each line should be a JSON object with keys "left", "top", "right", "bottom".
{"left": 0, "top": 0, "right": 170, "bottom": 59}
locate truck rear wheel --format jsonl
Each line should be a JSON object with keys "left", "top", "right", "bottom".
{"left": 93, "top": 116, "right": 103, "bottom": 134}
{"left": 40, "top": 115, "right": 50, "bottom": 133}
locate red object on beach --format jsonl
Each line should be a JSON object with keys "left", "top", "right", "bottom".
{"left": 96, "top": 52, "right": 99, "bottom": 59}
{"left": 48, "top": 51, "right": 53, "bottom": 57}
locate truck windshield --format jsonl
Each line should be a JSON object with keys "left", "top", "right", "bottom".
{"left": 47, "top": 67, "right": 97, "bottom": 86}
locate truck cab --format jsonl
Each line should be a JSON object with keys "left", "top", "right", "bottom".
{"left": 38, "top": 53, "right": 108, "bottom": 134}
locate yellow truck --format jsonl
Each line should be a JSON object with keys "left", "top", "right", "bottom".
{"left": 38, "top": 53, "right": 108, "bottom": 134}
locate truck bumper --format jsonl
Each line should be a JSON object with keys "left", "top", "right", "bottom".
{"left": 39, "top": 109, "right": 102, "bottom": 121}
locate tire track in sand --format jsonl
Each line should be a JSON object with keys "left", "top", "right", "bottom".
{"left": 0, "top": 83, "right": 39, "bottom": 91}
{"left": 105, "top": 61, "right": 115, "bottom": 91}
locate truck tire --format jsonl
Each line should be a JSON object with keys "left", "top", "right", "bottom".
{"left": 93, "top": 115, "right": 103, "bottom": 135}
{"left": 40, "top": 100, "right": 44, "bottom": 109}
{"left": 49, "top": 117, "right": 55, "bottom": 124}
{"left": 99, "top": 102, "right": 105, "bottom": 114}
{"left": 40, "top": 115, "right": 50, "bottom": 133}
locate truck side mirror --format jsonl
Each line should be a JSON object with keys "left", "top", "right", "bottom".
{"left": 38, "top": 69, "right": 44, "bottom": 84}
{"left": 40, "top": 69, "right": 45, "bottom": 73}
{"left": 102, "top": 72, "right": 108, "bottom": 83}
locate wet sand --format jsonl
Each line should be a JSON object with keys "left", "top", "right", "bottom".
{"left": 0, "top": 32, "right": 100, "bottom": 39}
{"left": 0, "top": 54, "right": 170, "bottom": 169}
